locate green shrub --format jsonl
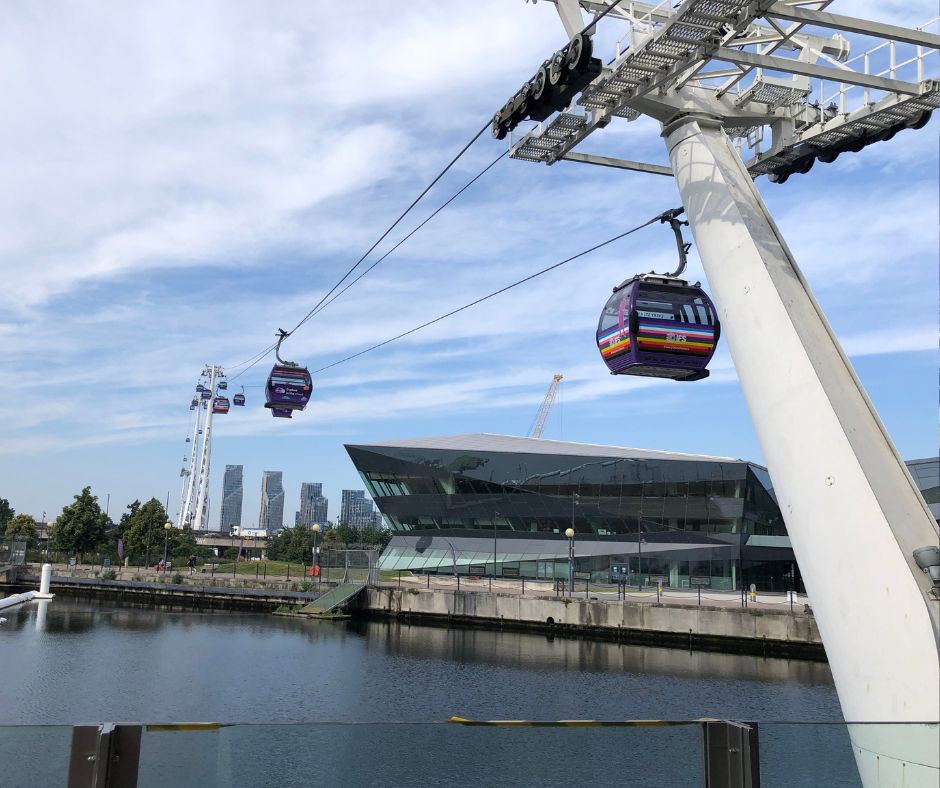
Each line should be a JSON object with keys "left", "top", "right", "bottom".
{"left": 102, "top": 569, "right": 117, "bottom": 580}
{"left": 172, "top": 573, "right": 184, "bottom": 585}
{"left": 300, "top": 581, "right": 313, "bottom": 592}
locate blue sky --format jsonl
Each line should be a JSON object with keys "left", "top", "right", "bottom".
{"left": 1, "top": 1, "right": 936, "bottom": 528}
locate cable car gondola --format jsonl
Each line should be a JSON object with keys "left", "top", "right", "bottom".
{"left": 233, "top": 387, "right": 246, "bottom": 407}
{"left": 218, "top": 380, "right": 228, "bottom": 390}
{"left": 190, "top": 398, "right": 198, "bottom": 410}
{"left": 265, "top": 330, "right": 313, "bottom": 419}
{"left": 196, "top": 384, "right": 205, "bottom": 392}
{"left": 200, "top": 388, "right": 212, "bottom": 400}
{"left": 212, "top": 396, "right": 230, "bottom": 414}
{"left": 596, "top": 211, "right": 720, "bottom": 381}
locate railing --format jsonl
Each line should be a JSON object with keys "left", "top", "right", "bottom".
{"left": 378, "top": 571, "right": 811, "bottom": 614}
{"left": 3, "top": 718, "right": 909, "bottom": 788}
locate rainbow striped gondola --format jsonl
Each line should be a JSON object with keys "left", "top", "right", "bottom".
{"left": 595, "top": 274, "right": 720, "bottom": 382}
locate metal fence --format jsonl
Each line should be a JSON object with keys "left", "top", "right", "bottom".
{"left": 0, "top": 537, "right": 27, "bottom": 567}
{"left": 318, "top": 547, "right": 380, "bottom": 585}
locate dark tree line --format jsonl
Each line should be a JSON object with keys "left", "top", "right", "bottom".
{"left": 2, "top": 488, "right": 207, "bottom": 565}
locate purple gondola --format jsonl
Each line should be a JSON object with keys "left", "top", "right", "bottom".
{"left": 218, "top": 380, "right": 228, "bottom": 390}
{"left": 264, "top": 330, "right": 312, "bottom": 417}
{"left": 597, "top": 274, "right": 719, "bottom": 381}
{"left": 212, "top": 396, "right": 230, "bottom": 414}
{"left": 265, "top": 365, "right": 312, "bottom": 413}
{"left": 200, "top": 389, "right": 212, "bottom": 400}
{"left": 233, "top": 388, "right": 246, "bottom": 407}
{"left": 190, "top": 398, "right": 198, "bottom": 410}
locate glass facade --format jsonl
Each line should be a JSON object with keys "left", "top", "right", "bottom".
{"left": 345, "top": 435, "right": 799, "bottom": 592}
{"left": 906, "top": 457, "right": 939, "bottom": 522}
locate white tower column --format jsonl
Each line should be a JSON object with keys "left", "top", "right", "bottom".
{"left": 178, "top": 397, "right": 203, "bottom": 529}
{"left": 192, "top": 366, "right": 218, "bottom": 532}
{"left": 663, "top": 114, "right": 939, "bottom": 785}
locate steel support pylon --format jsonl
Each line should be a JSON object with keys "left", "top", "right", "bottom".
{"left": 663, "top": 114, "right": 939, "bottom": 786}
{"left": 192, "top": 365, "right": 218, "bottom": 532}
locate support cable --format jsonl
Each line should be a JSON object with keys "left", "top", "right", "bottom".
{"left": 226, "top": 141, "right": 503, "bottom": 383}
{"left": 309, "top": 207, "right": 682, "bottom": 376}
{"left": 285, "top": 121, "right": 492, "bottom": 337}
{"left": 307, "top": 150, "right": 508, "bottom": 321}
{"left": 226, "top": 0, "right": 627, "bottom": 382}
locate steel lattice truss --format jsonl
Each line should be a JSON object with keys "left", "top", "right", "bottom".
{"left": 505, "top": 0, "right": 939, "bottom": 181}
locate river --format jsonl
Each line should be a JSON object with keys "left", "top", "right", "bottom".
{"left": 0, "top": 596, "right": 859, "bottom": 787}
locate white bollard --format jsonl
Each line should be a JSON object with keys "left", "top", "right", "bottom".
{"left": 35, "top": 563, "right": 54, "bottom": 599}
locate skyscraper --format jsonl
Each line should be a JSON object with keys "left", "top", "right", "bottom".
{"left": 219, "top": 465, "right": 243, "bottom": 533}
{"left": 296, "top": 482, "right": 328, "bottom": 527}
{"left": 259, "top": 471, "right": 285, "bottom": 532}
{"left": 340, "top": 489, "right": 376, "bottom": 531}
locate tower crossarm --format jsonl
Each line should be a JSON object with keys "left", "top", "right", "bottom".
{"left": 507, "top": 1, "right": 938, "bottom": 182}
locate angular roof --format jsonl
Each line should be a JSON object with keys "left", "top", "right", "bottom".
{"left": 350, "top": 433, "right": 740, "bottom": 463}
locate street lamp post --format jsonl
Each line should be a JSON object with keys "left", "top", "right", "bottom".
{"left": 637, "top": 510, "right": 643, "bottom": 588}
{"left": 565, "top": 527, "right": 575, "bottom": 597}
{"left": 163, "top": 521, "right": 173, "bottom": 570}
{"left": 569, "top": 493, "right": 579, "bottom": 594}
{"left": 311, "top": 523, "right": 321, "bottom": 581}
{"left": 493, "top": 510, "right": 500, "bottom": 580}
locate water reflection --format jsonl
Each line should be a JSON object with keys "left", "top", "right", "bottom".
{"left": 34, "top": 599, "right": 49, "bottom": 631}
{"left": 355, "top": 618, "right": 833, "bottom": 686}
{"left": 2, "top": 597, "right": 840, "bottom": 728}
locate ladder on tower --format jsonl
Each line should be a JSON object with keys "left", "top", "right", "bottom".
{"left": 529, "top": 374, "right": 563, "bottom": 439}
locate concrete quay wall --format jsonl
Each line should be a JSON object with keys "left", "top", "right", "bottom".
{"left": 362, "top": 587, "right": 825, "bottom": 660}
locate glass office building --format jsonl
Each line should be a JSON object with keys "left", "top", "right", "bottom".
{"left": 906, "top": 457, "right": 939, "bottom": 522}
{"left": 345, "top": 434, "right": 797, "bottom": 591}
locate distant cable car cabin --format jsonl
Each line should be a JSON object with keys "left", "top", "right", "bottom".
{"left": 218, "top": 380, "right": 228, "bottom": 390}
{"left": 212, "top": 397, "right": 230, "bottom": 414}
{"left": 233, "top": 387, "right": 246, "bottom": 407}
{"left": 265, "top": 330, "right": 313, "bottom": 419}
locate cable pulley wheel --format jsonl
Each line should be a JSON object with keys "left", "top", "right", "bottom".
{"left": 548, "top": 52, "right": 567, "bottom": 86}
{"left": 565, "top": 34, "right": 592, "bottom": 71}
{"left": 531, "top": 66, "right": 550, "bottom": 102}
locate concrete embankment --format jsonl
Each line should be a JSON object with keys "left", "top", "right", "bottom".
{"left": 6, "top": 575, "right": 325, "bottom": 612}
{"left": 360, "top": 587, "right": 825, "bottom": 661}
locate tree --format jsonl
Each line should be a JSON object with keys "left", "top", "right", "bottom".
{"left": 170, "top": 525, "right": 207, "bottom": 561}
{"left": 51, "top": 487, "right": 109, "bottom": 562}
{"left": 5, "top": 513, "right": 38, "bottom": 550}
{"left": 122, "top": 498, "right": 169, "bottom": 565}
{"left": 0, "top": 498, "right": 13, "bottom": 532}
{"left": 360, "top": 526, "right": 392, "bottom": 550}
{"left": 336, "top": 523, "right": 358, "bottom": 545}
{"left": 117, "top": 500, "right": 141, "bottom": 538}
{"left": 266, "top": 525, "right": 317, "bottom": 563}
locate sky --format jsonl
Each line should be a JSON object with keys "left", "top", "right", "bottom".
{"left": 0, "top": 1, "right": 937, "bottom": 528}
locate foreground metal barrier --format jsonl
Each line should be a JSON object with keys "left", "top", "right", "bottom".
{"left": 64, "top": 720, "right": 761, "bottom": 788}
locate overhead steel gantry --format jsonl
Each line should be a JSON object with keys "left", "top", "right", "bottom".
{"left": 501, "top": 2, "right": 939, "bottom": 786}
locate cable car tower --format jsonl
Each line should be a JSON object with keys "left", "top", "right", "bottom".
{"left": 177, "top": 364, "right": 226, "bottom": 531}
{"left": 498, "top": 2, "right": 939, "bottom": 784}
